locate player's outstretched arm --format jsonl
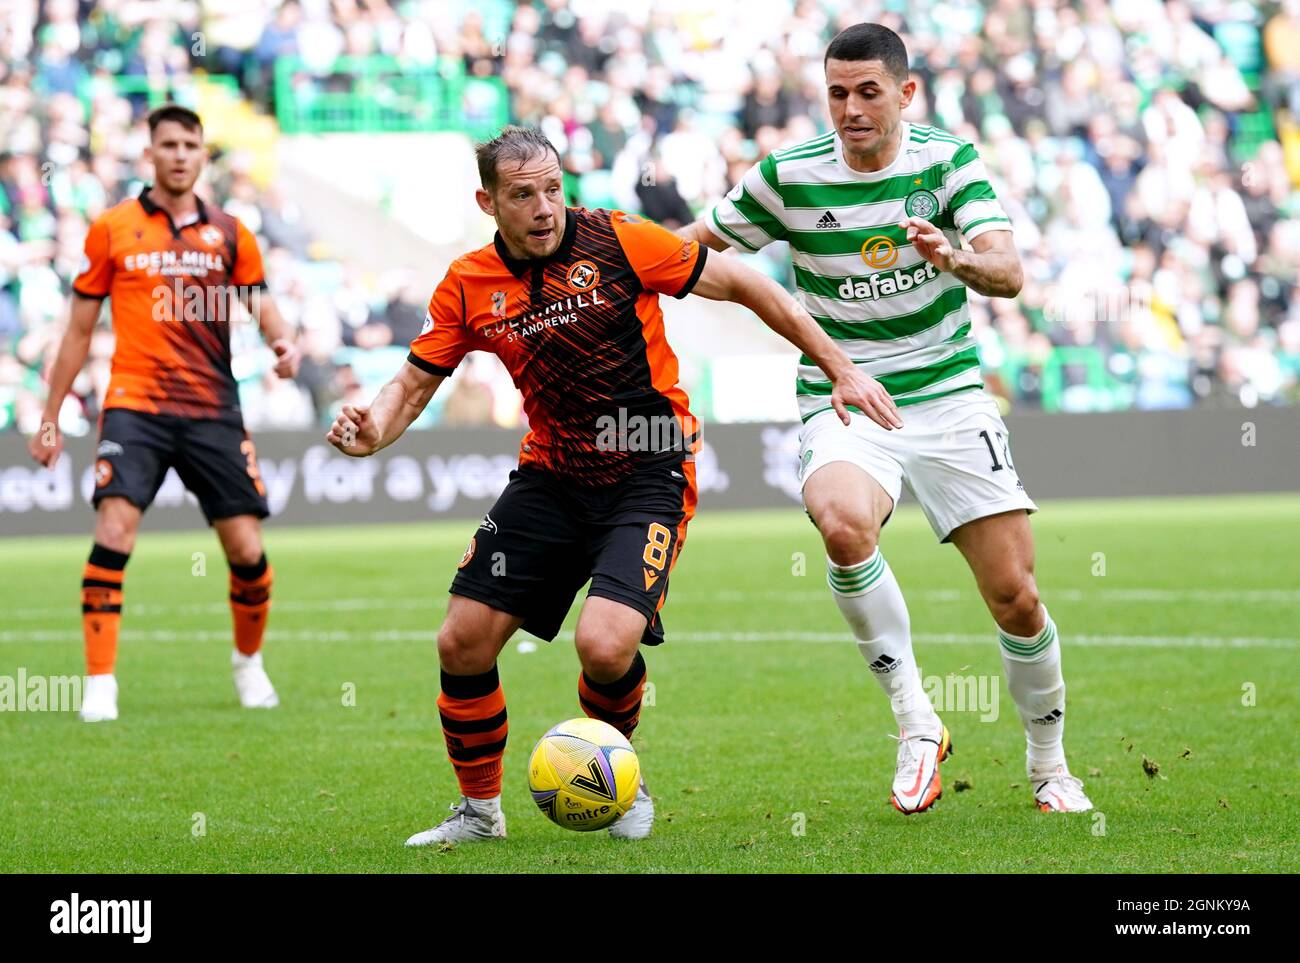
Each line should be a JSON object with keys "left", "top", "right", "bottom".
{"left": 689, "top": 252, "right": 903, "bottom": 430}
{"left": 326, "top": 361, "right": 445, "bottom": 457}
{"left": 246, "top": 291, "right": 301, "bottom": 379}
{"left": 676, "top": 219, "right": 730, "bottom": 252}
{"left": 27, "top": 293, "right": 102, "bottom": 468}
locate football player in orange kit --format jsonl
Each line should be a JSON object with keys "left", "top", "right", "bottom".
{"left": 327, "top": 126, "right": 900, "bottom": 845}
{"left": 28, "top": 105, "right": 300, "bottom": 722}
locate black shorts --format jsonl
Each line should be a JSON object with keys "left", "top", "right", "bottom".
{"left": 92, "top": 408, "right": 270, "bottom": 524}
{"left": 450, "top": 463, "right": 697, "bottom": 645}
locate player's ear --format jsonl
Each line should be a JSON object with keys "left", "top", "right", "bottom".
{"left": 899, "top": 75, "right": 917, "bottom": 110}
{"left": 475, "top": 188, "right": 495, "bottom": 217}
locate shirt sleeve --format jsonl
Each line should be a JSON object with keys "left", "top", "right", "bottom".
{"left": 230, "top": 219, "right": 267, "bottom": 287}
{"left": 946, "top": 142, "right": 1013, "bottom": 242}
{"left": 407, "top": 266, "right": 475, "bottom": 375}
{"left": 72, "top": 217, "right": 113, "bottom": 298}
{"left": 609, "top": 210, "right": 708, "bottom": 299}
{"left": 704, "top": 153, "right": 789, "bottom": 253}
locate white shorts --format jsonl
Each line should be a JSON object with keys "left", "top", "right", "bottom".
{"left": 798, "top": 388, "right": 1038, "bottom": 542}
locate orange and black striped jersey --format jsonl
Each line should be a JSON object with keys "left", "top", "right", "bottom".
{"left": 73, "top": 189, "right": 266, "bottom": 421}
{"left": 408, "top": 207, "right": 707, "bottom": 486}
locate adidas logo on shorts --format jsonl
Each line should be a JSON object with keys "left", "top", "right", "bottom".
{"left": 815, "top": 210, "right": 841, "bottom": 229}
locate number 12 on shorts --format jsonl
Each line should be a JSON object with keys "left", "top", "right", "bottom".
{"left": 979, "top": 429, "right": 1016, "bottom": 474}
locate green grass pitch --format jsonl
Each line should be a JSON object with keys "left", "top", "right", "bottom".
{"left": 1, "top": 494, "right": 1297, "bottom": 873}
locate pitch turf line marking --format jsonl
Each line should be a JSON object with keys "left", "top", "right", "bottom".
{"left": 2, "top": 629, "right": 1296, "bottom": 649}
{"left": 7, "top": 586, "right": 1300, "bottom": 622}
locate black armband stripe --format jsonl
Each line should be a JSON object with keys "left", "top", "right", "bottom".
{"left": 674, "top": 244, "right": 708, "bottom": 299}
{"left": 407, "top": 352, "right": 457, "bottom": 377}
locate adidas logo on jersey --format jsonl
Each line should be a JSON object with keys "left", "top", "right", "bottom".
{"left": 1031, "top": 709, "right": 1063, "bottom": 726}
{"left": 815, "top": 210, "right": 841, "bottom": 229}
{"left": 868, "top": 654, "right": 901, "bottom": 674}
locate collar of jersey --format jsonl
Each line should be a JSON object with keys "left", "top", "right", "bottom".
{"left": 493, "top": 208, "right": 579, "bottom": 278}
{"left": 137, "top": 185, "right": 210, "bottom": 236}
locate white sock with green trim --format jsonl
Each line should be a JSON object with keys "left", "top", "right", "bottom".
{"left": 827, "top": 551, "right": 940, "bottom": 735}
{"left": 998, "top": 607, "right": 1066, "bottom": 775}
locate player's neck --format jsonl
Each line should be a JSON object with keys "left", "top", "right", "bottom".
{"left": 146, "top": 184, "right": 199, "bottom": 223}
{"left": 841, "top": 122, "right": 903, "bottom": 174}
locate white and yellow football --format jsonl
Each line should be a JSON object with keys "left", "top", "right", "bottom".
{"left": 527, "top": 718, "right": 640, "bottom": 832}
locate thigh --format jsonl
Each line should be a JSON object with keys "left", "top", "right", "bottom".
{"left": 586, "top": 464, "right": 696, "bottom": 646}
{"left": 439, "top": 593, "right": 525, "bottom": 674}
{"left": 574, "top": 594, "right": 651, "bottom": 663}
{"left": 901, "top": 390, "right": 1038, "bottom": 543}
{"left": 91, "top": 408, "right": 176, "bottom": 514}
{"left": 950, "top": 509, "right": 1035, "bottom": 580}
{"left": 799, "top": 409, "right": 904, "bottom": 523}
{"left": 450, "top": 468, "right": 589, "bottom": 642}
{"left": 173, "top": 419, "right": 270, "bottom": 525}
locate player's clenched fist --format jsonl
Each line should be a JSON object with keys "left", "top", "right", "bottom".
{"left": 326, "top": 404, "right": 380, "bottom": 456}
{"left": 270, "top": 338, "right": 301, "bottom": 379}
{"left": 27, "top": 420, "right": 64, "bottom": 468}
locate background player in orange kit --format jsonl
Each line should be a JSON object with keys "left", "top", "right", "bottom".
{"left": 326, "top": 126, "right": 899, "bottom": 846}
{"left": 27, "top": 105, "right": 301, "bottom": 722}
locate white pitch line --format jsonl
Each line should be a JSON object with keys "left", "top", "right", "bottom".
{"left": 5, "top": 586, "right": 1299, "bottom": 622}
{"left": 0, "top": 629, "right": 1294, "bottom": 650}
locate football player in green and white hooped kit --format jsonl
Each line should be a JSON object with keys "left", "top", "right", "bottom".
{"left": 679, "top": 22, "right": 1093, "bottom": 816}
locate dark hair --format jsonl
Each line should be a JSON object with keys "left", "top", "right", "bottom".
{"left": 824, "top": 23, "right": 909, "bottom": 82}
{"left": 147, "top": 104, "right": 203, "bottom": 136}
{"left": 475, "top": 125, "right": 561, "bottom": 193}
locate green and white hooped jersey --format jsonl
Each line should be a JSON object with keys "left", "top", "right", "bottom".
{"left": 706, "top": 123, "right": 1012, "bottom": 421}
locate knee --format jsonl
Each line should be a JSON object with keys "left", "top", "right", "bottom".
{"left": 988, "top": 575, "right": 1041, "bottom": 635}
{"left": 225, "top": 541, "right": 264, "bottom": 568}
{"left": 574, "top": 627, "right": 635, "bottom": 684}
{"left": 436, "top": 619, "right": 494, "bottom": 676}
{"left": 94, "top": 508, "right": 138, "bottom": 554}
{"left": 816, "top": 506, "right": 879, "bottom": 565}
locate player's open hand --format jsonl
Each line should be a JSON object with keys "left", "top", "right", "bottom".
{"left": 270, "top": 338, "right": 301, "bottom": 379}
{"left": 899, "top": 216, "right": 956, "bottom": 272}
{"left": 831, "top": 369, "right": 903, "bottom": 430}
{"left": 327, "top": 404, "right": 380, "bottom": 457}
{"left": 27, "top": 420, "right": 63, "bottom": 468}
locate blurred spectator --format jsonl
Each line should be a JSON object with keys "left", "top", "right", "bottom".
{"left": 3, "top": 0, "right": 1299, "bottom": 430}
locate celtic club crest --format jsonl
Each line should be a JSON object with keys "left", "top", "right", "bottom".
{"left": 905, "top": 189, "right": 940, "bottom": 220}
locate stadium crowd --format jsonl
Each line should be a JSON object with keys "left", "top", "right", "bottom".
{"left": 1, "top": 0, "right": 1298, "bottom": 435}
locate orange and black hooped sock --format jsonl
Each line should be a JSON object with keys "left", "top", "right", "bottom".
{"left": 438, "top": 665, "right": 508, "bottom": 799}
{"left": 82, "top": 543, "right": 128, "bottom": 676}
{"left": 579, "top": 651, "right": 647, "bottom": 740}
{"left": 229, "top": 555, "right": 273, "bottom": 656}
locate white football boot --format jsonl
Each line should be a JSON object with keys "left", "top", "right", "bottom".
{"left": 889, "top": 725, "right": 952, "bottom": 814}
{"left": 609, "top": 778, "right": 654, "bottom": 840}
{"left": 405, "top": 797, "right": 506, "bottom": 847}
{"left": 80, "top": 673, "right": 118, "bottom": 722}
{"left": 232, "top": 650, "right": 279, "bottom": 708}
{"left": 1032, "top": 764, "right": 1094, "bottom": 812}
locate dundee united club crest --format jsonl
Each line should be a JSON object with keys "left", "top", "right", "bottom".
{"left": 566, "top": 260, "right": 600, "bottom": 292}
